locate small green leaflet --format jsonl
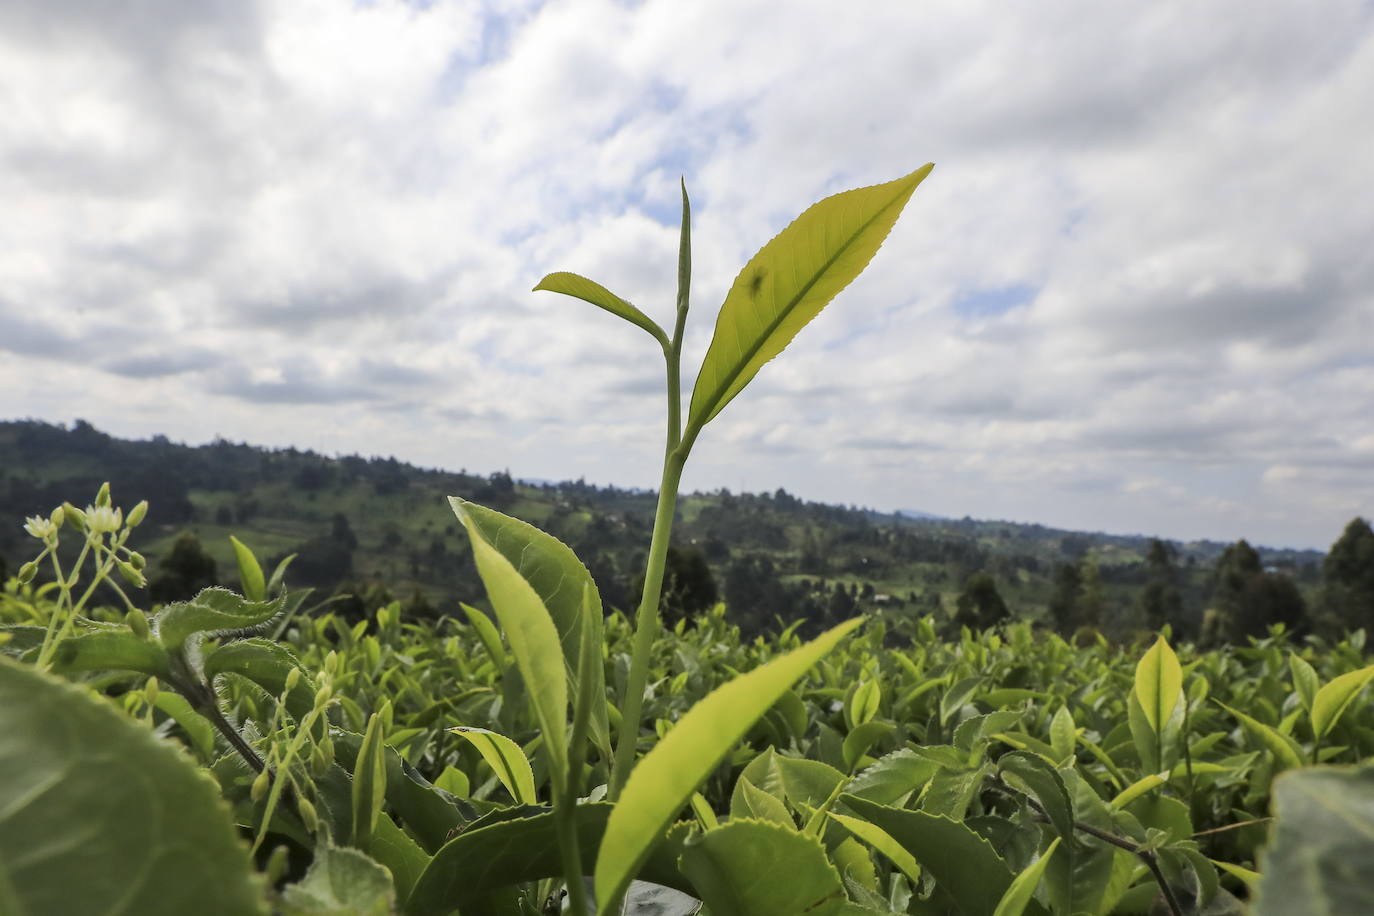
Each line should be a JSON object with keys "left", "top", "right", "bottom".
{"left": 449, "top": 727, "right": 538, "bottom": 806}
{"left": 533, "top": 272, "right": 669, "bottom": 348}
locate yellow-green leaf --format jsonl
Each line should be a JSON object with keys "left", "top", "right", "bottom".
{"left": 460, "top": 603, "right": 507, "bottom": 671}
{"left": 687, "top": 165, "right": 933, "bottom": 430}
{"left": 450, "top": 499, "right": 568, "bottom": 790}
{"left": 1109, "top": 772, "right": 1168, "bottom": 810}
{"left": 449, "top": 727, "right": 538, "bottom": 806}
{"left": 533, "top": 271, "right": 668, "bottom": 347}
{"left": 229, "top": 535, "right": 266, "bottom": 601}
{"left": 1217, "top": 702, "right": 1305, "bottom": 772}
{"left": 1134, "top": 635, "right": 1182, "bottom": 735}
{"left": 828, "top": 811, "right": 922, "bottom": 885}
{"left": 993, "top": 838, "right": 1061, "bottom": 916}
{"left": 352, "top": 700, "right": 391, "bottom": 848}
{"left": 593, "top": 618, "right": 862, "bottom": 915}
{"left": 1311, "top": 665, "right": 1374, "bottom": 740}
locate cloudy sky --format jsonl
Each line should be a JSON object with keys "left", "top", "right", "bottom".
{"left": 2, "top": 0, "right": 1371, "bottom": 550}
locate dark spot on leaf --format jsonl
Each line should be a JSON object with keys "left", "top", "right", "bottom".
{"left": 748, "top": 270, "right": 766, "bottom": 298}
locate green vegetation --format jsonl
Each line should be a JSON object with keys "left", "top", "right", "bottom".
{"left": 2, "top": 167, "right": 1372, "bottom": 915}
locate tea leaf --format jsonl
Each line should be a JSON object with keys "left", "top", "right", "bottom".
{"left": 533, "top": 272, "right": 669, "bottom": 348}
{"left": 993, "top": 838, "right": 1060, "bottom": 916}
{"left": 687, "top": 165, "right": 932, "bottom": 430}
{"left": 353, "top": 701, "right": 391, "bottom": 848}
{"left": 680, "top": 820, "right": 865, "bottom": 916}
{"left": 1217, "top": 702, "right": 1305, "bottom": 772}
{"left": 594, "top": 618, "right": 862, "bottom": 915}
{"left": 1287, "top": 653, "right": 1319, "bottom": 716}
{"left": 1134, "top": 635, "right": 1182, "bottom": 735}
{"left": 1311, "top": 664, "right": 1374, "bottom": 740}
{"left": 45, "top": 629, "right": 172, "bottom": 679}
{"left": 280, "top": 841, "right": 394, "bottom": 916}
{"left": 449, "top": 727, "right": 537, "bottom": 806}
{"left": 828, "top": 811, "right": 922, "bottom": 885}
{"left": 0, "top": 657, "right": 265, "bottom": 915}
{"left": 157, "top": 587, "right": 286, "bottom": 652}
{"left": 229, "top": 535, "right": 266, "bottom": 601}
{"left": 450, "top": 499, "right": 569, "bottom": 791}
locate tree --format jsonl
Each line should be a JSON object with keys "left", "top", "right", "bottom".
{"left": 1047, "top": 562, "right": 1081, "bottom": 633}
{"left": 1140, "top": 539, "right": 1185, "bottom": 634}
{"left": 149, "top": 532, "right": 219, "bottom": 604}
{"left": 1201, "top": 539, "right": 1306, "bottom": 644}
{"left": 953, "top": 571, "right": 1009, "bottom": 630}
{"left": 1318, "top": 517, "right": 1374, "bottom": 634}
{"left": 659, "top": 546, "right": 719, "bottom": 622}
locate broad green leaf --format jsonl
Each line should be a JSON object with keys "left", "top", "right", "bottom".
{"left": 993, "top": 838, "right": 1060, "bottom": 916}
{"left": 156, "top": 587, "right": 286, "bottom": 652}
{"left": 828, "top": 811, "right": 922, "bottom": 885}
{"left": 449, "top": 727, "right": 537, "bottom": 806}
{"left": 368, "top": 814, "right": 429, "bottom": 905}
{"left": 594, "top": 618, "right": 862, "bottom": 915}
{"left": 1255, "top": 766, "right": 1374, "bottom": 915}
{"left": 1311, "top": 664, "right": 1374, "bottom": 740}
{"left": 45, "top": 629, "right": 172, "bottom": 679}
{"left": 678, "top": 819, "right": 858, "bottom": 916}
{"left": 840, "top": 795, "right": 1014, "bottom": 915}
{"left": 842, "top": 720, "right": 895, "bottom": 771}
{"left": 1109, "top": 772, "right": 1168, "bottom": 809}
{"left": 941, "top": 676, "right": 983, "bottom": 726}
{"left": 407, "top": 804, "right": 693, "bottom": 916}
{"left": 461, "top": 602, "right": 507, "bottom": 670}
{"left": 353, "top": 701, "right": 391, "bottom": 848}
{"left": 845, "top": 748, "right": 941, "bottom": 805}
{"left": 0, "top": 656, "right": 265, "bottom": 915}
{"left": 434, "top": 766, "right": 470, "bottom": 799}
{"left": 1217, "top": 702, "right": 1305, "bottom": 772}
{"left": 533, "top": 272, "right": 669, "bottom": 347}
{"left": 1288, "top": 653, "right": 1319, "bottom": 716}
{"left": 203, "top": 638, "right": 316, "bottom": 720}
{"left": 449, "top": 499, "right": 569, "bottom": 789}
{"left": 732, "top": 777, "right": 794, "bottom": 827}
{"left": 686, "top": 165, "right": 933, "bottom": 429}
{"left": 280, "top": 842, "right": 394, "bottom": 916}
{"left": 997, "top": 752, "right": 1074, "bottom": 843}
{"left": 451, "top": 498, "right": 611, "bottom": 765}
{"left": 1134, "top": 635, "right": 1182, "bottom": 735}
{"left": 229, "top": 535, "right": 266, "bottom": 601}
{"left": 152, "top": 691, "right": 217, "bottom": 761}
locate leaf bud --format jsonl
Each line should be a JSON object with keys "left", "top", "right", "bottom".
{"left": 251, "top": 769, "right": 271, "bottom": 803}
{"left": 18, "top": 561, "right": 38, "bottom": 585}
{"left": 116, "top": 559, "right": 146, "bottom": 588}
{"left": 126, "top": 608, "right": 151, "bottom": 639}
{"left": 285, "top": 666, "right": 302, "bottom": 692}
{"left": 126, "top": 500, "right": 149, "bottom": 528}
{"left": 128, "top": 550, "right": 146, "bottom": 570}
{"left": 144, "top": 677, "right": 159, "bottom": 706}
{"left": 95, "top": 482, "right": 111, "bottom": 507}
{"left": 297, "top": 797, "right": 319, "bottom": 833}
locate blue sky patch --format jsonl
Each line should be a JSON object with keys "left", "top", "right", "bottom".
{"left": 952, "top": 284, "right": 1039, "bottom": 318}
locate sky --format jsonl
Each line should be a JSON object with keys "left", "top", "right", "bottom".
{"left": 2, "top": 0, "right": 1371, "bottom": 551}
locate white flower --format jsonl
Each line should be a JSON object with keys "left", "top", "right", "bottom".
{"left": 23, "top": 515, "right": 57, "bottom": 540}
{"left": 85, "top": 504, "right": 122, "bottom": 535}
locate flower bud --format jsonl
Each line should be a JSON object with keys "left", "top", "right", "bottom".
{"left": 251, "top": 769, "right": 271, "bottom": 803}
{"left": 95, "top": 482, "right": 111, "bottom": 507}
{"left": 324, "top": 651, "right": 340, "bottom": 676}
{"left": 49, "top": 505, "right": 66, "bottom": 527}
{"left": 126, "top": 500, "right": 148, "bottom": 528}
{"left": 265, "top": 846, "right": 290, "bottom": 886}
{"left": 62, "top": 503, "right": 86, "bottom": 531}
{"left": 128, "top": 550, "right": 146, "bottom": 570}
{"left": 116, "top": 559, "right": 145, "bottom": 588}
{"left": 18, "top": 561, "right": 38, "bottom": 585}
{"left": 297, "top": 797, "right": 319, "bottom": 833}
{"left": 310, "top": 744, "right": 330, "bottom": 777}
{"left": 144, "top": 677, "right": 160, "bottom": 706}
{"left": 126, "top": 608, "right": 151, "bottom": 639}
{"left": 314, "top": 684, "right": 333, "bottom": 709}
{"left": 285, "top": 666, "right": 302, "bottom": 692}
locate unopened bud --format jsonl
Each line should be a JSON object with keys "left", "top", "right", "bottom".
{"left": 314, "top": 684, "right": 333, "bottom": 709}
{"left": 18, "top": 561, "right": 38, "bottom": 585}
{"left": 126, "top": 500, "right": 148, "bottom": 528}
{"left": 311, "top": 744, "right": 330, "bottom": 777}
{"left": 62, "top": 503, "right": 86, "bottom": 531}
{"left": 128, "top": 551, "right": 146, "bottom": 570}
{"left": 95, "top": 482, "right": 111, "bottom": 507}
{"left": 377, "top": 699, "right": 394, "bottom": 734}
{"left": 324, "top": 651, "right": 339, "bottom": 676}
{"left": 144, "top": 677, "right": 159, "bottom": 706}
{"left": 265, "top": 846, "right": 290, "bottom": 886}
{"left": 116, "top": 560, "right": 145, "bottom": 588}
{"left": 285, "top": 667, "right": 302, "bottom": 692}
{"left": 251, "top": 769, "right": 271, "bottom": 803}
{"left": 297, "top": 797, "right": 318, "bottom": 832}
{"left": 126, "top": 608, "right": 150, "bottom": 639}
{"left": 49, "top": 505, "right": 65, "bottom": 527}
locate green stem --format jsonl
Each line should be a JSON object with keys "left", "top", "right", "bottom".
{"left": 609, "top": 448, "right": 686, "bottom": 800}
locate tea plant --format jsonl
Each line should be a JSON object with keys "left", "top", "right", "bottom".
{"left": 3, "top": 164, "right": 1374, "bottom": 916}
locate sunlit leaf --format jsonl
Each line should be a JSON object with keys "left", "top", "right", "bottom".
{"left": 1311, "top": 664, "right": 1374, "bottom": 740}
{"left": 533, "top": 272, "right": 668, "bottom": 347}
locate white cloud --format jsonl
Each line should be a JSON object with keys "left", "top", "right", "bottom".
{"left": 1, "top": 0, "right": 1371, "bottom": 549}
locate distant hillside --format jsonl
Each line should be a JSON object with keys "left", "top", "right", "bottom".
{"left": 0, "top": 419, "right": 1329, "bottom": 637}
